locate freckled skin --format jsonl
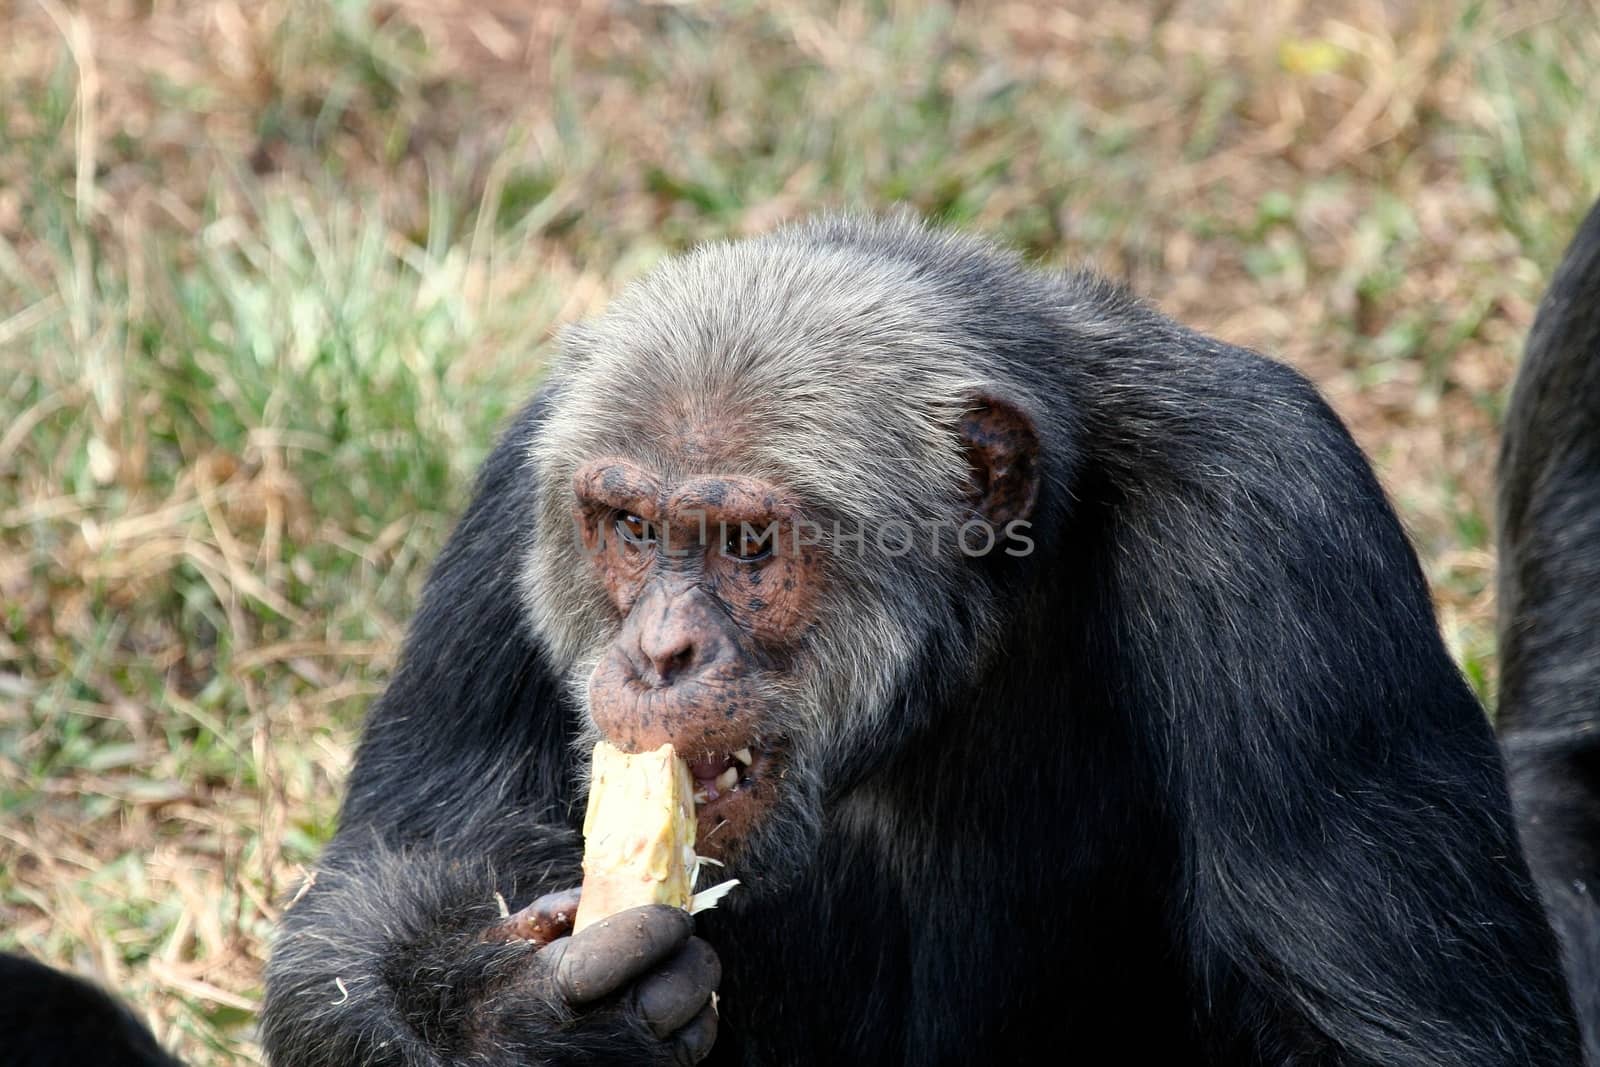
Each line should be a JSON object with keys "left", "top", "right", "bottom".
{"left": 572, "top": 457, "right": 823, "bottom": 853}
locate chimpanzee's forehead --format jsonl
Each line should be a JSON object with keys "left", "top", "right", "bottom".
{"left": 538, "top": 227, "right": 997, "bottom": 529}
{"left": 572, "top": 399, "right": 785, "bottom": 487}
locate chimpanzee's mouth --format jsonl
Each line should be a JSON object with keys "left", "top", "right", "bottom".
{"left": 684, "top": 742, "right": 780, "bottom": 853}
{"left": 687, "top": 745, "right": 760, "bottom": 807}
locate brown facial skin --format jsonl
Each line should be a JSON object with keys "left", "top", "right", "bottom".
{"left": 572, "top": 398, "right": 1039, "bottom": 858}
{"left": 574, "top": 457, "right": 822, "bottom": 855}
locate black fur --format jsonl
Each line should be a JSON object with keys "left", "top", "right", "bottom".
{"left": 1497, "top": 196, "right": 1600, "bottom": 1063}
{"left": 261, "top": 219, "right": 1581, "bottom": 1065}
{"left": 0, "top": 952, "right": 182, "bottom": 1067}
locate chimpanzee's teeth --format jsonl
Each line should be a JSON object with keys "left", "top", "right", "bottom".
{"left": 693, "top": 788, "right": 710, "bottom": 805}
{"left": 732, "top": 748, "right": 753, "bottom": 766}
{"left": 715, "top": 767, "right": 740, "bottom": 792}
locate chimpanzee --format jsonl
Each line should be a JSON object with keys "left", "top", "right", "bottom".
{"left": 0, "top": 951, "right": 182, "bottom": 1066}
{"left": 1497, "top": 195, "right": 1600, "bottom": 1063}
{"left": 255, "top": 214, "right": 1583, "bottom": 1065}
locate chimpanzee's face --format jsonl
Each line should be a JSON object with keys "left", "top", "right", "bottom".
{"left": 522, "top": 238, "right": 1042, "bottom": 879}
{"left": 572, "top": 455, "right": 825, "bottom": 858}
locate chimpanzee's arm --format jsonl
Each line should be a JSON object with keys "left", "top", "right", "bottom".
{"left": 260, "top": 395, "right": 717, "bottom": 1066}
{"left": 1106, "top": 355, "right": 1583, "bottom": 1065}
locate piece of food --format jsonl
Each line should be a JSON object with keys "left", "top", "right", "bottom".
{"left": 574, "top": 741, "right": 698, "bottom": 932}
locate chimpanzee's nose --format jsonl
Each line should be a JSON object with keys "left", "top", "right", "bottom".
{"left": 626, "top": 584, "right": 738, "bottom": 688}
{"left": 641, "top": 628, "right": 699, "bottom": 685}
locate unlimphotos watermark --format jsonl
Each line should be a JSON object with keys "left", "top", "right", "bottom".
{"left": 577, "top": 510, "right": 1034, "bottom": 560}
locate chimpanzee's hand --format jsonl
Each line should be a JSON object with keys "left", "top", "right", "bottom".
{"left": 478, "top": 891, "right": 720, "bottom": 1065}
{"left": 546, "top": 905, "right": 720, "bottom": 1062}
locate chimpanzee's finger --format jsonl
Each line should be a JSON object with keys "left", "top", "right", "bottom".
{"left": 672, "top": 1003, "right": 719, "bottom": 1065}
{"left": 553, "top": 905, "right": 694, "bottom": 1005}
{"left": 634, "top": 936, "right": 721, "bottom": 1038}
{"left": 487, "top": 887, "right": 583, "bottom": 947}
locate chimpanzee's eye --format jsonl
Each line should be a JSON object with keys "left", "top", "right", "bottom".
{"left": 724, "top": 523, "right": 774, "bottom": 563}
{"left": 615, "top": 513, "right": 657, "bottom": 547}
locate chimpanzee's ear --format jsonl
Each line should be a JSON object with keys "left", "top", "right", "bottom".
{"left": 959, "top": 394, "right": 1040, "bottom": 528}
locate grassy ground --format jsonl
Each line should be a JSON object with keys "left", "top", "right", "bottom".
{"left": 1, "top": 0, "right": 1597, "bottom": 1061}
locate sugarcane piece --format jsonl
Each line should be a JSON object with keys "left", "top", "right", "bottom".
{"left": 574, "top": 741, "right": 697, "bottom": 932}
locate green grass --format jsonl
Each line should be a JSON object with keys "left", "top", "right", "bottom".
{"left": 1, "top": 1, "right": 1597, "bottom": 1061}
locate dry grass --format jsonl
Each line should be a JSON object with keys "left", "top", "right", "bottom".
{"left": 1, "top": 0, "right": 1597, "bottom": 1061}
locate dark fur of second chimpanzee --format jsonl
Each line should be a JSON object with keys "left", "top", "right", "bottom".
{"left": 0, "top": 952, "right": 184, "bottom": 1067}
{"left": 1497, "top": 195, "right": 1600, "bottom": 1065}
